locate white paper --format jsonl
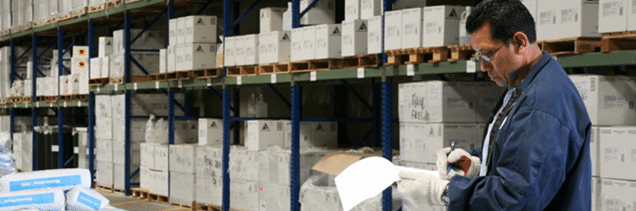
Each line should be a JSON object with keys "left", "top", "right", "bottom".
{"left": 334, "top": 156, "right": 439, "bottom": 211}
{"left": 466, "top": 60, "right": 476, "bottom": 73}
{"left": 407, "top": 64, "right": 415, "bottom": 76}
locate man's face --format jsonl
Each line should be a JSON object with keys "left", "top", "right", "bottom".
{"left": 471, "top": 23, "right": 523, "bottom": 87}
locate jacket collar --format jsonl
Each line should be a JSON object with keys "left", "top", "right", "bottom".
{"left": 515, "top": 51, "right": 553, "bottom": 92}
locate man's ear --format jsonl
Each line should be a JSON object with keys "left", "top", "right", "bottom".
{"left": 512, "top": 32, "right": 529, "bottom": 54}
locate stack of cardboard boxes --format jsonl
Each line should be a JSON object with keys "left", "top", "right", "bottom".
{"left": 165, "top": 16, "right": 218, "bottom": 73}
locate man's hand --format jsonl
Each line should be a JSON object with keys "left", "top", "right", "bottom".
{"left": 437, "top": 148, "right": 481, "bottom": 180}
{"left": 397, "top": 171, "right": 449, "bottom": 208}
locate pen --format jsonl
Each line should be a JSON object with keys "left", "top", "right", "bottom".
{"left": 447, "top": 140, "right": 456, "bottom": 174}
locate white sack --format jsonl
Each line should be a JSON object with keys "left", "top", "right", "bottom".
{"left": 0, "top": 169, "right": 91, "bottom": 192}
{"left": 66, "top": 187, "right": 109, "bottom": 210}
{"left": 0, "top": 188, "right": 65, "bottom": 211}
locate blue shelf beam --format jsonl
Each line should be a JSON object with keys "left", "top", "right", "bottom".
{"left": 88, "top": 20, "right": 96, "bottom": 186}
{"left": 340, "top": 79, "right": 372, "bottom": 112}
{"left": 290, "top": 85, "right": 301, "bottom": 211}
{"left": 299, "top": 0, "right": 320, "bottom": 19}
{"left": 124, "top": 11, "right": 133, "bottom": 196}
{"left": 267, "top": 84, "right": 291, "bottom": 108}
{"left": 381, "top": 81, "right": 393, "bottom": 211}
{"left": 230, "top": 0, "right": 262, "bottom": 31}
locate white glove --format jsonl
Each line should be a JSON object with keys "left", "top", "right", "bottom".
{"left": 397, "top": 171, "right": 449, "bottom": 208}
{"left": 437, "top": 147, "right": 481, "bottom": 180}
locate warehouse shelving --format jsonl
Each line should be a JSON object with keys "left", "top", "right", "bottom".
{"left": 2, "top": 0, "right": 636, "bottom": 211}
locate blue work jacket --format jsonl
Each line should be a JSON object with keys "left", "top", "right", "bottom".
{"left": 447, "top": 52, "right": 592, "bottom": 210}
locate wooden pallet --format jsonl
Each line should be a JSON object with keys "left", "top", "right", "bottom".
{"left": 169, "top": 201, "right": 197, "bottom": 210}
{"left": 95, "top": 185, "right": 125, "bottom": 194}
{"left": 385, "top": 47, "right": 449, "bottom": 66}
{"left": 150, "top": 73, "right": 168, "bottom": 82}
{"left": 0, "top": 29, "right": 9, "bottom": 36}
{"left": 148, "top": 192, "right": 169, "bottom": 204}
{"left": 89, "top": 78, "right": 109, "bottom": 87}
{"left": 166, "top": 71, "right": 190, "bottom": 80}
{"left": 109, "top": 76, "right": 153, "bottom": 84}
{"left": 61, "top": 94, "right": 88, "bottom": 102}
{"left": 289, "top": 59, "right": 343, "bottom": 73}
{"left": 43, "top": 96, "right": 57, "bottom": 103}
{"left": 88, "top": 3, "right": 107, "bottom": 13}
{"left": 539, "top": 37, "right": 601, "bottom": 56}
{"left": 20, "top": 23, "right": 33, "bottom": 31}
{"left": 448, "top": 44, "right": 475, "bottom": 62}
{"left": 33, "top": 18, "right": 57, "bottom": 28}
{"left": 239, "top": 66, "right": 258, "bottom": 76}
{"left": 131, "top": 187, "right": 149, "bottom": 200}
{"left": 226, "top": 67, "right": 242, "bottom": 77}
{"left": 106, "top": 0, "right": 124, "bottom": 9}
{"left": 188, "top": 69, "right": 222, "bottom": 79}
{"left": 194, "top": 203, "right": 222, "bottom": 211}
{"left": 57, "top": 13, "right": 72, "bottom": 22}
{"left": 71, "top": 8, "right": 88, "bottom": 18}
{"left": 342, "top": 54, "right": 381, "bottom": 68}
{"left": 125, "top": 0, "right": 144, "bottom": 4}
{"left": 601, "top": 31, "right": 636, "bottom": 53}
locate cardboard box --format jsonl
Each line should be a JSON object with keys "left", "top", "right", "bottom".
{"left": 96, "top": 139, "right": 113, "bottom": 162}
{"left": 234, "top": 36, "right": 246, "bottom": 66}
{"left": 599, "top": 126, "right": 636, "bottom": 180}
{"left": 113, "top": 29, "right": 166, "bottom": 53}
{"left": 177, "top": 17, "right": 186, "bottom": 45}
{"left": 592, "top": 177, "right": 601, "bottom": 211}
{"left": 112, "top": 119, "right": 147, "bottom": 142}
{"left": 230, "top": 180, "right": 259, "bottom": 211}
{"left": 367, "top": 16, "right": 383, "bottom": 54}
{"left": 109, "top": 52, "right": 161, "bottom": 78}
{"left": 155, "top": 144, "right": 169, "bottom": 171}
{"left": 149, "top": 168, "right": 169, "bottom": 196}
{"left": 260, "top": 7, "right": 286, "bottom": 34}
{"left": 112, "top": 139, "right": 141, "bottom": 165}
{"left": 96, "top": 162, "right": 113, "bottom": 188}
{"left": 196, "top": 176, "right": 223, "bottom": 205}
{"left": 537, "top": 0, "right": 562, "bottom": 40}
{"left": 600, "top": 178, "right": 636, "bottom": 211}
{"left": 291, "top": 28, "right": 304, "bottom": 62}
{"left": 246, "top": 120, "right": 285, "bottom": 151}
{"left": 341, "top": 20, "right": 368, "bottom": 57}
{"left": 179, "top": 43, "right": 218, "bottom": 71}
{"left": 224, "top": 37, "right": 235, "bottom": 67}
{"left": 629, "top": 0, "right": 636, "bottom": 31}
{"left": 89, "top": 58, "right": 101, "bottom": 79}
{"left": 195, "top": 145, "right": 224, "bottom": 178}
{"left": 360, "top": 0, "right": 382, "bottom": 19}
{"left": 79, "top": 72, "right": 89, "bottom": 95}
{"left": 590, "top": 127, "right": 600, "bottom": 177}
{"left": 402, "top": 8, "right": 424, "bottom": 49}
{"left": 159, "top": 49, "right": 167, "bottom": 73}
{"left": 95, "top": 95, "right": 112, "bottom": 117}
{"left": 258, "top": 148, "right": 331, "bottom": 185}
{"left": 167, "top": 45, "right": 175, "bottom": 72}
{"left": 521, "top": 0, "right": 538, "bottom": 23}
{"left": 557, "top": 0, "right": 600, "bottom": 39}
{"left": 283, "top": 121, "right": 312, "bottom": 149}
{"left": 569, "top": 75, "right": 636, "bottom": 126}
{"left": 258, "top": 30, "right": 292, "bottom": 64}
{"left": 68, "top": 74, "right": 80, "bottom": 95}
{"left": 169, "top": 19, "right": 177, "bottom": 45}
{"left": 184, "top": 15, "right": 217, "bottom": 43}
{"left": 71, "top": 58, "right": 88, "bottom": 74}
{"left": 73, "top": 46, "right": 89, "bottom": 59}
{"left": 114, "top": 163, "right": 140, "bottom": 190}
{"left": 300, "top": 0, "right": 336, "bottom": 25}
{"left": 598, "top": 0, "right": 627, "bottom": 33}
{"left": 229, "top": 146, "right": 259, "bottom": 181}
{"left": 199, "top": 118, "right": 223, "bottom": 146}
{"left": 259, "top": 184, "right": 291, "bottom": 211}
{"left": 243, "top": 35, "right": 259, "bottom": 65}
{"left": 95, "top": 117, "right": 112, "bottom": 141}
{"left": 111, "top": 93, "right": 185, "bottom": 117}
{"left": 385, "top": 10, "right": 402, "bottom": 50}
{"left": 140, "top": 143, "right": 156, "bottom": 169}
{"left": 169, "top": 172, "right": 196, "bottom": 205}
{"left": 302, "top": 26, "right": 317, "bottom": 61}
{"left": 98, "top": 37, "right": 114, "bottom": 58}
{"left": 311, "top": 122, "right": 338, "bottom": 148}
{"left": 400, "top": 123, "right": 484, "bottom": 163}
{"left": 423, "top": 6, "right": 466, "bottom": 47}
{"left": 169, "top": 144, "right": 197, "bottom": 174}
{"left": 345, "top": 0, "right": 360, "bottom": 21}
{"left": 100, "top": 56, "right": 110, "bottom": 78}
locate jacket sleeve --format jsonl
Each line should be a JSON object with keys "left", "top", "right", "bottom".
{"left": 446, "top": 109, "right": 571, "bottom": 211}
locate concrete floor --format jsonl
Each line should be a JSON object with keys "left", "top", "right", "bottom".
{"left": 98, "top": 189, "right": 191, "bottom": 211}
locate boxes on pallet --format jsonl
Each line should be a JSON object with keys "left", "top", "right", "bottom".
{"left": 113, "top": 29, "right": 166, "bottom": 53}
{"left": 109, "top": 52, "right": 161, "bottom": 78}
{"left": 68, "top": 74, "right": 80, "bottom": 95}
{"left": 100, "top": 56, "right": 110, "bottom": 78}
{"left": 112, "top": 139, "right": 141, "bottom": 165}
{"left": 558, "top": 0, "right": 600, "bottom": 39}
{"left": 243, "top": 35, "right": 259, "bottom": 66}
{"left": 592, "top": 177, "right": 601, "bottom": 211}
{"left": 246, "top": 120, "right": 285, "bottom": 151}
{"left": 234, "top": 36, "right": 246, "bottom": 66}
{"left": 600, "top": 178, "right": 636, "bottom": 211}
{"left": 302, "top": 26, "right": 317, "bottom": 61}
{"left": 141, "top": 167, "right": 169, "bottom": 196}
{"left": 385, "top": 10, "right": 402, "bottom": 51}
{"left": 599, "top": 126, "right": 636, "bottom": 180}
{"left": 79, "top": 72, "right": 89, "bottom": 95}
{"left": 590, "top": 127, "right": 599, "bottom": 177}
{"left": 169, "top": 19, "right": 177, "bottom": 45}
{"left": 569, "top": 75, "right": 636, "bottom": 125}
{"left": 342, "top": 20, "right": 368, "bottom": 57}
{"left": 95, "top": 95, "right": 112, "bottom": 117}
{"left": 114, "top": 163, "right": 140, "bottom": 190}
{"left": 289, "top": 28, "right": 305, "bottom": 62}
{"left": 183, "top": 15, "right": 217, "bottom": 44}
{"left": 260, "top": 8, "right": 286, "bottom": 34}
{"left": 73, "top": 46, "right": 89, "bottom": 59}
{"left": 599, "top": 0, "right": 628, "bottom": 33}
{"left": 315, "top": 24, "right": 342, "bottom": 59}
{"left": 176, "top": 18, "right": 186, "bottom": 45}
{"left": 223, "top": 37, "right": 235, "bottom": 67}
{"left": 155, "top": 144, "right": 169, "bottom": 171}
{"left": 140, "top": 143, "right": 156, "bottom": 168}
{"left": 159, "top": 49, "right": 167, "bottom": 73}
{"left": 169, "top": 172, "right": 196, "bottom": 205}
{"left": 167, "top": 46, "right": 175, "bottom": 72}
{"left": 537, "top": 0, "right": 561, "bottom": 41}
{"left": 345, "top": 0, "right": 361, "bottom": 21}
{"left": 199, "top": 118, "right": 223, "bottom": 146}
{"left": 176, "top": 43, "right": 218, "bottom": 71}
{"left": 229, "top": 146, "right": 259, "bottom": 181}
{"left": 97, "top": 162, "right": 113, "bottom": 187}
{"left": 195, "top": 145, "right": 223, "bottom": 178}
{"left": 259, "top": 183, "right": 291, "bottom": 211}
{"left": 96, "top": 139, "right": 113, "bottom": 162}
{"left": 112, "top": 93, "right": 185, "bottom": 117}
{"left": 300, "top": 0, "right": 336, "bottom": 25}
{"left": 169, "top": 144, "right": 197, "bottom": 174}
{"left": 402, "top": 7, "right": 424, "bottom": 49}
{"left": 258, "top": 30, "right": 292, "bottom": 64}
{"left": 423, "top": 6, "right": 465, "bottom": 47}
{"left": 629, "top": 0, "right": 636, "bottom": 31}
{"left": 258, "top": 148, "right": 332, "bottom": 185}
{"left": 112, "top": 119, "right": 146, "bottom": 142}
{"left": 195, "top": 176, "right": 223, "bottom": 206}
{"left": 399, "top": 123, "right": 484, "bottom": 163}
{"left": 98, "top": 37, "right": 114, "bottom": 58}
{"left": 12, "top": 134, "right": 22, "bottom": 170}
{"left": 361, "top": 0, "right": 382, "bottom": 19}
{"left": 283, "top": 121, "right": 338, "bottom": 149}
{"left": 90, "top": 58, "right": 102, "bottom": 79}
{"left": 230, "top": 180, "right": 259, "bottom": 211}
{"left": 20, "top": 132, "right": 33, "bottom": 171}
{"left": 368, "top": 16, "right": 383, "bottom": 54}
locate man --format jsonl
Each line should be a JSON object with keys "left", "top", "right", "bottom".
{"left": 396, "top": 0, "right": 592, "bottom": 210}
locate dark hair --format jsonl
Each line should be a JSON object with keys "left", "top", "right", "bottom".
{"left": 466, "top": 0, "right": 536, "bottom": 44}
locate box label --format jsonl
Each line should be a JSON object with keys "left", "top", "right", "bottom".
{"left": 540, "top": 11, "right": 557, "bottom": 25}
{"left": 10, "top": 175, "right": 82, "bottom": 191}
{"left": 77, "top": 192, "right": 102, "bottom": 210}
{"left": 561, "top": 8, "right": 578, "bottom": 23}
{"left": 0, "top": 192, "right": 55, "bottom": 207}
{"left": 425, "top": 22, "right": 440, "bottom": 34}
{"left": 603, "top": 2, "right": 624, "bottom": 17}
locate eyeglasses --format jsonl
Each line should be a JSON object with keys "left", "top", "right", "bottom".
{"left": 472, "top": 44, "right": 506, "bottom": 63}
